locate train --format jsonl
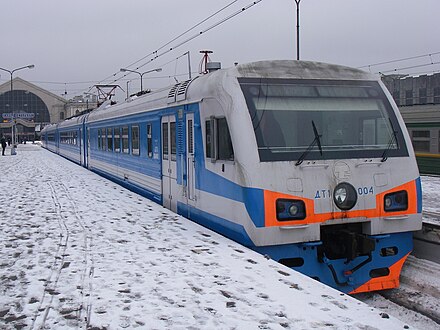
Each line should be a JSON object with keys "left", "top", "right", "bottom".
{"left": 398, "top": 105, "right": 440, "bottom": 175}
{"left": 41, "top": 60, "right": 423, "bottom": 294}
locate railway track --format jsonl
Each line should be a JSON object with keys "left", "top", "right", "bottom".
{"left": 356, "top": 255, "right": 440, "bottom": 329}
{"left": 357, "top": 213, "right": 440, "bottom": 328}
{"left": 412, "top": 212, "right": 440, "bottom": 264}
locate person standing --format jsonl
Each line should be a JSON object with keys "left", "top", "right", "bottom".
{"left": 1, "top": 135, "right": 6, "bottom": 156}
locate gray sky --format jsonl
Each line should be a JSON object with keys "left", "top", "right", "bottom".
{"left": 1, "top": 0, "right": 439, "bottom": 100}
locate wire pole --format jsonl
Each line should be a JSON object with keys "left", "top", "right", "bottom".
{"left": 294, "top": 0, "right": 301, "bottom": 60}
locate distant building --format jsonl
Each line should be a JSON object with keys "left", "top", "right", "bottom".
{"left": 0, "top": 77, "right": 97, "bottom": 142}
{"left": 381, "top": 72, "right": 440, "bottom": 107}
{"left": 65, "top": 94, "right": 98, "bottom": 119}
{"left": 382, "top": 73, "right": 440, "bottom": 156}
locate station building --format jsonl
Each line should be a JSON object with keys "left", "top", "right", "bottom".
{"left": 382, "top": 73, "right": 440, "bottom": 154}
{"left": 382, "top": 73, "right": 440, "bottom": 174}
{"left": 0, "top": 78, "right": 97, "bottom": 143}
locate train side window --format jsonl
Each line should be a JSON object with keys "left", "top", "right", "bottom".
{"left": 412, "top": 130, "right": 430, "bottom": 152}
{"left": 132, "top": 125, "right": 140, "bottom": 156}
{"left": 98, "top": 129, "right": 101, "bottom": 150}
{"left": 122, "top": 126, "right": 129, "bottom": 153}
{"left": 147, "top": 124, "right": 153, "bottom": 158}
{"left": 102, "top": 128, "right": 107, "bottom": 151}
{"left": 205, "top": 117, "right": 234, "bottom": 162}
{"left": 114, "top": 127, "right": 121, "bottom": 153}
{"left": 107, "top": 127, "right": 113, "bottom": 152}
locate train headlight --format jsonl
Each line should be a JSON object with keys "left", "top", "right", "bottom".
{"left": 333, "top": 182, "right": 357, "bottom": 211}
{"left": 384, "top": 190, "right": 408, "bottom": 212}
{"left": 276, "top": 199, "right": 306, "bottom": 221}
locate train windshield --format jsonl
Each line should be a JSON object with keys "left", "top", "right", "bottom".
{"left": 239, "top": 78, "right": 408, "bottom": 162}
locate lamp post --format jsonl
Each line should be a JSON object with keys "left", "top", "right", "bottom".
{"left": 0, "top": 64, "right": 35, "bottom": 155}
{"left": 294, "top": 0, "right": 301, "bottom": 60}
{"left": 119, "top": 68, "right": 162, "bottom": 93}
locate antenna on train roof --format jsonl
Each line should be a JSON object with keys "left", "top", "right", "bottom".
{"left": 199, "top": 50, "right": 213, "bottom": 74}
{"left": 199, "top": 50, "right": 221, "bottom": 74}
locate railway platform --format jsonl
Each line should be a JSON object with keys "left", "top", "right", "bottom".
{"left": 0, "top": 144, "right": 416, "bottom": 329}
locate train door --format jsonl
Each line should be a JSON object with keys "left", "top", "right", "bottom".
{"left": 161, "top": 115, "right": 178, "bottom": 212}
{"left": 186, "top": 113, "right": 196, "bottom": 204}
{"left": 86, "top": 128, "right": 90, "bottom": 168}
{"left": 79, "top": 127, "right": 83, "bottom": 166}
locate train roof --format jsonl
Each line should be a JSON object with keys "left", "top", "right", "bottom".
{"left": 86, "top": 60, "right": 376, "bottom": 123}
{"left": 235, "top": 60, "right": 374, "bottom": 80}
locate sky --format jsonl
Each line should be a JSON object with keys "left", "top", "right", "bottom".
{"left": 2, "top": 143, "right": 439, "bottom": 329}
{"left": 1, "top": 0, "right": 440, "bottom": 100}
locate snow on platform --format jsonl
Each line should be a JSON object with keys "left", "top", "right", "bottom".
{"left": 0, "top": 144, "right": 413, "bottom": 329}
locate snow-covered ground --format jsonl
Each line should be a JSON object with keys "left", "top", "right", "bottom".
{"left": 0, "top": 144, "right": 430, "bottom": 329}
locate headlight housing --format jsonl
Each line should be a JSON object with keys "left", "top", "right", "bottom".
{"left": 276, "top": 199, "right": 306, "bottom": 221}
{"left": 384, "top": 190, "right": 408, "bottom": 212}
{"left": 333, "top": 182, "right": 357, "bottom": 211}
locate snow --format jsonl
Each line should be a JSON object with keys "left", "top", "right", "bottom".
{"left": 0, "top": 143, "right": 425, "bottom": 329}
{"left": 420, "top": 175, "right": 440, "bottom": 225}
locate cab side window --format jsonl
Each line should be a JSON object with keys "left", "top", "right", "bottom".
{"left": 205, "top": 117, "right": 234, "bottom": 162}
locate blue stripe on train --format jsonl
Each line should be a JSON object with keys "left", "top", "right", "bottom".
{"left": 416, "top": 177, "right": 423, "bottom": 214}
{"left": 177, "top": 202, "right": 255, "bottom": 247}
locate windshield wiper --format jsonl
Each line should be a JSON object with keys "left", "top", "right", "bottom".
{"left": 381, "top": 119, "right": 399, "bottom": 162}
{"left": 295, "top": 121, "right": 323, "bottom": 166}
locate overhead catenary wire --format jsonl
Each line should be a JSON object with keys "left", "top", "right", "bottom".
{"left": 377, "top": 61, "right": 440, "bottom": 75}
{"left": 93, "top": 0, "right": 264, "bottom": 92}
{"left": 95, "top": 0, "right": 249, "bottom": 89}
{"left": 9, "top": 1, "right": 246, "bottom": 97}
{"left": 358, "top": 51, "right": 440, "bottom": 69}
{"left": 121, "top": 0, "right": 241, "bottom": 73}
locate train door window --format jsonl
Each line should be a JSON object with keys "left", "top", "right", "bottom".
{"left": 147, "top": 124, "right": 153, "bottom": 158}
{"left": 102, "top": 128, "right": 107, "bottom": 151}
{"left": 98, "top": 129, "right": 101, "bottom": 150}
{"left": 412, "top": 130, "right": 430, "bottom": 152}
{"left": 114, "top": 127, "right": 121, "bottom": 152}
{"left": 188, "top": 119, "right": 194, "bottom": 154}
{"left": 122, "top": 126, "right": 129, "bottom": 153}
{"left": 170, "top": 122, "right": 177, "bottom": 161}
{"left": 132, "top": 125, "right": 140, "bottom": 156}
{"left": 107, "top": 127, "right": 113, "bottom": 152}
{"left": 162, "top": 122, "right": 169, "bottom": 160}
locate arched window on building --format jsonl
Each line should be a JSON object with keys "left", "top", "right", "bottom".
{"left": 60, "top": 112, "right": 65, "bottom": 120}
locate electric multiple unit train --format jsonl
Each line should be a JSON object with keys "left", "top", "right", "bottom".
{"left": 41, "top": 60, "right": 423, "bottom": 294}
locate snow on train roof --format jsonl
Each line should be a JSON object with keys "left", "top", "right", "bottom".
{"left": 85, "top": 60, "right": 376, "bottom": 123}
{"left": 235, "top": 60, "right": 375, "bottom": 80}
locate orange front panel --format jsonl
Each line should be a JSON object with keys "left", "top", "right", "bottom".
{"left": 264, "top": 180, "right": 418, "bottom": 228}
{"left": 349, "top": 252, "right": 410, "bottom": 294}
